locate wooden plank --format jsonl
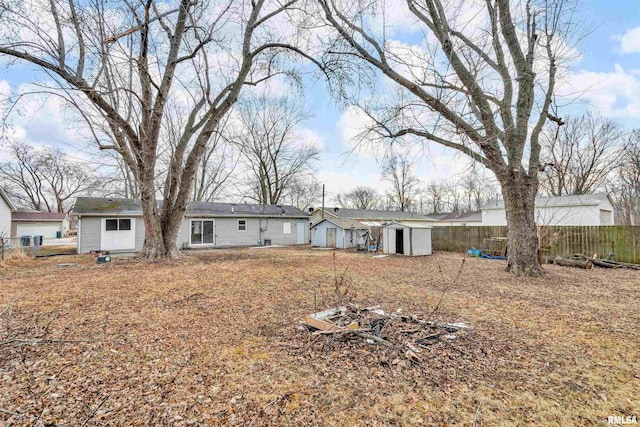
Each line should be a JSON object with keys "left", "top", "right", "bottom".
{"left": 304, "top": 316, "right": 359, "bottom": 331}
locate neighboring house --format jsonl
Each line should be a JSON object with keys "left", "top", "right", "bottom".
{"left": 382, "top": 221, "right": 433, "bottom": 256}
{"left": 481, "top": 193, "right": 616, "bottom": 226}
{"left": 310, "top": 218, "right": 369, "bottom": 249}
{"left": 11, "top": 211, "right": 69, "bottom": 239}
{"left": 72, "top": 197, "right": 310, "bottom": 254}
{"left": 427, "top": 211, "right": 482, "bottom": 226}
{"left": 0, "top": 187, "right": 16, "bottom": 238}
{"left": 310, "top": 207, "right": 435, "bottom": 227}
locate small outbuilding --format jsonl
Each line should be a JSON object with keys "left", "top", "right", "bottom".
{"left": 11, "top": 211, "right": 68, "bottom": 239}
{"left": 311, "top": 218, "right": 369, "bottom": 249}
{"left": 382, "top": 221, "right": 432, "bottom": 256}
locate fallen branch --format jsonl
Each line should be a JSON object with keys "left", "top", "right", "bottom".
{"left": 554, "top": 256, "right": 593, "bottom": 269}
{"left": 0, "top": 338, "right": 122, "bottom": 347}
{"left": 573, "top": 254, "right": 640, "bottom": 270}
{"left": 80, "top": 396, "right": 109, "bottom": 427}
{"left": 0, "top": 292, "right": 23, "bottom": 318}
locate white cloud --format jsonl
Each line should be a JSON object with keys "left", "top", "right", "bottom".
{"left": 616, "top": 27, "right": 640, "bottom": 54}
{"left": 559, "top": 64, "right": 640, "bottom": 118}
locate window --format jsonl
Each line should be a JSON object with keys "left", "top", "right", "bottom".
{"left": 191, "top": 220, "right": 214, "bottom": 245}
{"left": 106, "top": 218, "right": 131, "bottom": 231}
{"left": 237, "top": 219, "right": 247, "bottom": 232}
{"left": 283, "top": 222, "right": 291, "bottom": 234}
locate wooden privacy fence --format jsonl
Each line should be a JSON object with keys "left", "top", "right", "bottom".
{"left": 432, "top": 226, "right": 640, "bottom": 264}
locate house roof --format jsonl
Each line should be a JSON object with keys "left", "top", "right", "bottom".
{"left": 315, "top": 207, "right": 435, "bottom": 222}
{"left": 481, "top": 193, "right": 613, "bottom": 210}
{"left": 72, "top": 197, "right": 309, "bottom": 218}
{"left": 427, "top": 211, "right": 482, "bottom": 222}
{"left": 12, "top": 211, "right": 66, "bottom": 222}
{"left": 311, "top": 218, "right": 369, "bottom": 230}
{"left": 0, "top": 188, "right": 16, "bottom": 211}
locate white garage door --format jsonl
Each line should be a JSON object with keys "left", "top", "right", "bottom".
{"left": 16, "top": 223, "right": 61, "bottom": 238}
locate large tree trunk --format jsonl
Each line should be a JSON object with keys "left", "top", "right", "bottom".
{"left": 501, "top": 174, "right": 543, "bottom": 276}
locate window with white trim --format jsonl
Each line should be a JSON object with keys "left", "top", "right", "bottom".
{"left": 105, "top": 218, "right": 131, "bottom": 231}
{"left": 237, "top": 219, "right": 247, "bottom": 232}
{"left": 283, "top": 222, "right": 291, "bottom": 234}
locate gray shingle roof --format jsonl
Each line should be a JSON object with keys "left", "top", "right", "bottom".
{"left": 319, "top": 207, "right": 435, "bottom": 221}
{"left": 426, "top": 211, "right": 482, "bottom": 222}
{"left": 12, "top": 211, "right": 67, "bottom": 221}
{"left": 72, "top": 197, "right": 308, "bottom": 218}
{"left": 481, "top": 193, "right": 613, "bottom": 210}
{"left": 311, "top": 218, "right": 369, "bottom": 230}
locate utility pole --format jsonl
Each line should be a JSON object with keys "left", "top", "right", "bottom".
{"left": 321, "top": 184, "right": 325, "bottom": 219}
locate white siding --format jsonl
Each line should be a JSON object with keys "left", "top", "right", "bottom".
{"left": 78, "top": 216, "right": 144, "bottom": 253}
{"left": 78, "top": 217, "right": 101, "bottom": 253}
{"left": 0, "top": 197, "right": 11, "bottom": 238}
{"left": 482, "top": 204, "right": 609, "bottom": 226}
{"left": 16, "top": 222, "right": 62, "bottom": 239}
{"left": 178, "top": 216, "right": 309, "bottom": 248}
{"left": 310, "top": 221, "right": 365, "bottom": 249}
{"left": 383, "top": 223, "right": 432, "bottom": 256}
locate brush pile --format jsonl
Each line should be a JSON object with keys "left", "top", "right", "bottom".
{"left": 302, "top": 304, "right": 471, "bottom": 365}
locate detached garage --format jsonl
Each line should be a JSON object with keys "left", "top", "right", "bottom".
{"left": 382, "top": 221, "right": 432, "bottom": 256}
{"left": 11, "top": 211, "right": 68, "bottom": 239}
{"left": 311, "top": 218, "right": 369, "bottom": 249}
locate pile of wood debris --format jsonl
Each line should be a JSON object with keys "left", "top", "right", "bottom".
{"left": 302, "top": 304, "right": 470, "bottom": 365}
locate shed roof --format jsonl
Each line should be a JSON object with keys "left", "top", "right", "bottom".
{"left": 311, "top": 218, "right": 369, "bottom": 230}
{"left": 72, "top": 197, "right": 309, "bottom": 218}
{"left": 481, "top": 193, "right": 613, "bottom": 210}
{"left": 12, "top": 211, "right": 66, "bottom": 222}
{"left": 0, "top": 188, "right": 16, "bottom": 211}
{"left": 316, "top": 207, "right": 435, "bottom": 222}
{"left": 383, "top": 220, "right": 433, "bottom": 229}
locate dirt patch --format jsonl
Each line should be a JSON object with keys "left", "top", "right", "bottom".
{"left": 1, "top": 249, "right": 638, "bottom": 425}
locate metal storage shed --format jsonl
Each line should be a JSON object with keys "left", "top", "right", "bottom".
{"left": 311, "top": 218, "right": 369, "bottom": 249}
{"left": 382, "top": 221, "right": 432, "bottom": 256}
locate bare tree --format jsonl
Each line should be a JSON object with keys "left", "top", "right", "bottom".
{"left": 235, "top": 95, "right": 320, "bottom": 205}
{"left": 382, "top": 153, "right": 420, "bottom": 211}
{"left": 192, "top": 120, "right": 238, "bottom": 202}
{"left": 0, "top": 140, "right": 97, "bottom": 212}
{"left": 0, "top": 0, "right": 318, "bottom": 259}
{"left": 336, "top": 186, "right": 380, "bottom": 209}
{"left": 610, "top": 130, "right": 640, "bottom": 225}
{"left": 316, "top": 0, "right": 583, "bottom": 275}
{"left": 423, "top": 181, "right": 447, "bottom": 214}
{"left": 282, "top": 174, "right": 320, "bottom": 210}
{"left": 540, "top": 112, "right": 625, "bottom": 196}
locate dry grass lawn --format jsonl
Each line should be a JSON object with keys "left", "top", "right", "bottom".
{"left": 1, "top": 247, "right": 638, "bottom": 426}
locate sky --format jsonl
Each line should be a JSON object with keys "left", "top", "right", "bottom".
{"left": 1, "top": 0, "right": 640, "bottom": 203}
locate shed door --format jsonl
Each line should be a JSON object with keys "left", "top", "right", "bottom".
{"left": 296, "top": 222, "right": 305, "bottom": 244}
{"left": 395, "top": 229, "right": 404, "bottom": 254}
{"left": 326, "top": 228, "right": 337, "bottom": 248}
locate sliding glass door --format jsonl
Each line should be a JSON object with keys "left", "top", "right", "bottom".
{"left": 191, "top": 220, "right": 214, "bottom": 245}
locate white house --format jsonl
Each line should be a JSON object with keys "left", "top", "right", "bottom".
{"left": 310, "top": 218, "right": 369, "bottom": 249}
{"left": 382, "top": 221, "right": 432, "bottom": 256}
{"left": 72, "top": 197, "right": 310, "bottom": 253}
{"left": 0, "top": 188, "right": 16, "bottom": 238}
{"left": 481, "top": 193, "right": 615, "bottom": 226}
